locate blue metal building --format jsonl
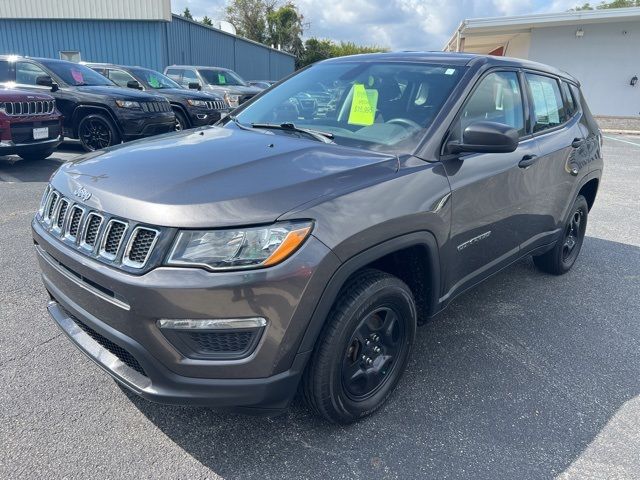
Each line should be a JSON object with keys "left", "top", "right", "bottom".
{"left": 0, "top": 11, "right": 295, "bottom": 81}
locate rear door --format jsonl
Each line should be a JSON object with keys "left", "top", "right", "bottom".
{"left": 516, "top": 72, "right": 585, "bottom": 250}
{"left": 442, "top": 69, "right": 539, "bottom": 296}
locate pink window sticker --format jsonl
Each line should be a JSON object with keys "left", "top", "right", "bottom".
{"left": 71, "top": 69, "right": 84, "bottom": 84}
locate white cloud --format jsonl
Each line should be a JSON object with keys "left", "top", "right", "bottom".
{"left": 171, "top": 0, "right": 584, "bottom": 50}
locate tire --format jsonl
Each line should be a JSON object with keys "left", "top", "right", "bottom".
{"left": 78, "top": 113, "right": 120, "bottom": 152}
{"left": 533, "top": 195, "right": 589, "bottom": 275}
{"left": 302, "top": 269, "right": 416, "bottom": 424}
{"left": 173, "top": 109, "right": 189, "bottom": 131}
{"left": 18, "top": 149, "right": 54, "bottom": 161}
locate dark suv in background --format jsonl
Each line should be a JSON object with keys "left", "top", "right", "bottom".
{"left": 33, "top": 52, "right": 602, "bottom": 424}
{"left": 0, "top": 87, "right": 62, "bottom": 160}
{"left": 0, "top": 56, "right": 175, "bottom": 151}
{"left": 85, "top": 63, "right": 229, "bottom": 130}
{"left": 164, "top": 65, "right": 262, "bottom": 109}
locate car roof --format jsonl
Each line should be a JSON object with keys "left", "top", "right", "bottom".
{"left": 320, "top": 51, "right": 579, "bottom": 84}
{"left": 167, "top": 65, "right": 233, "bottom": 71}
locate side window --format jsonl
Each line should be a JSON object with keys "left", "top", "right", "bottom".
{"left": 525, "top": 73, "right": 565, "bottom": 132}
{"left": 16, "top": 62, "right": 49, "bottom": 85}
{"left": 451, "top": 71, "right": 525, "bottom": 142}
{"left": 165, "top": 68, "right": 182, "bottom": 83}
{"left": 561, "top": 81, "right": 577, "bottom": 118}
{"left": 181, "top": 69, "right": 199, "bottom": 87}
{"left": 108, "top": 69, "right": 136, "bottom": 88}
{"left": 0, "top": 61, "right": 12, "bottom": 82}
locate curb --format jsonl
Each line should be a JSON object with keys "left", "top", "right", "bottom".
{"left": 601, "top": 128, "right": 640, "bottom": 136}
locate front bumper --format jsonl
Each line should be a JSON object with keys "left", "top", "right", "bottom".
{"left": 189, "top": 109, "right": 228, "bottom": 127}
{"left": 33, "top": 219, "right": 340, "bottom": 409}
{"left": 0, "top": 135, "right": 62, "bottom": 155}
{"left": 118, "top": 111, "right": 176, "bottom": 140}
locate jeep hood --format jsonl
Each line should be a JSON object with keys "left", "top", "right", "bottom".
{"left": 51, "top": 126, "right": 399, "bottom": 228}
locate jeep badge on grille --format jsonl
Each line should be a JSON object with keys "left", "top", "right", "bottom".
{"left": 73, "top": 186, "right": 92, "bottom": 202}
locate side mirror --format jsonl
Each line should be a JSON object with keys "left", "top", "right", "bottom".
{"left": 127, "top": 80, "right": 142, "bottom": 90}
{"left": 36, "top": 75, "right": 53, "bottom": 87}
{"left": 447, "top": 121, "right": 519, "bottom": 154}
{"left": 188, "top": 82, "right": 202, "bottom": 91}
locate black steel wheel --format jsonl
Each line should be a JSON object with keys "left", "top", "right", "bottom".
{"left": 78, "top": 113, "right": 119, "bottom": 152}
{"left": 302, "top": 269, "right": 416, "bottom": 424}
{"left": 534, "top": 195, "right": 589, "bottom": 275}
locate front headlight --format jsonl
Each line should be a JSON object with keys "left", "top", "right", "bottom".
{"left": 115, "top": 100, "right": 141, "bottom": 109}
{"left": 187, "top": 99, "right": 208, "bottom": 107}
{"left": 224, "top": 93, "right": 240, "bottom": 108}
{"left": 167, "top": 221, "right": 313, "bottom": 271}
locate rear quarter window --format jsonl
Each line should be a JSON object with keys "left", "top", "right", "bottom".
{"left": 525, "top": 73, "right": 566, "bottom": 133}
{"left": 561, "top": 81, "right": 577, "bottom": 118}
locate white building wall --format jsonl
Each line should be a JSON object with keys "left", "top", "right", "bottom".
{"left": 504, "top": 33, "right": 531, "bottom": 58}
{"left": 0, "top": 0, "right": 171, "bottom": 21}
{"left": 528, "top": 21, "right": 639, "bottom": 116}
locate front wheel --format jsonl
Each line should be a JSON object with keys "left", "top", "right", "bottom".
{"left": 174, "top": 109, "right": 189, "bottom": 131}
{"left": 302, "top": 269, "right": 416, "bottom": 424}
{"left": 534, "top": 195, "right": 589, "bottom": 275}
{"left": 78, "top": 113, "right": 120, "bottom": 152}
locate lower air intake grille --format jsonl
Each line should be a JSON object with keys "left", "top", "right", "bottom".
{"left": 188, "top": 331, "right": 254, "bottom": 353}
{"left": 72, "top": 317, "right": 147, "bottom": 377}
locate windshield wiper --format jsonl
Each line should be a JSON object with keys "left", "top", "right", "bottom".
{"left": 228, "top": 115, "right": 255, "bottom": 132}
{"left": 250, "top": 122, "right": 335, "bottom": 144}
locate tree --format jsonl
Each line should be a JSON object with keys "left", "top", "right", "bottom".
{"left": 570, "top": 0, "right": 639, "bottom": 9}
{"left": 225, "top": 0, "right": 276, "bottom": 44}
{"left": 182, "top": 7, "right": 194, "bottom": 20}
{"left": 266, "top": 3, "right": 306, "bottom": 58}
{"left": 298, "top": 39, "right": 387, "bottom": 68}
{"left": 202, "top": 16, "right": 213, "bottom": 26}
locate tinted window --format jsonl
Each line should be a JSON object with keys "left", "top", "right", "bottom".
{"left": 165, "top": 69, "right": 182, "bottom": 82}
{"left": 181, "top": 69, "right": 199, "bottom": 87}
{"left": 234, "top": 61, "right": 463, "bottom": 154}
{"left": 199, "top": 69, "right": 246, "bottom": 86}
{"left": 525, "top": 73, "right": 565, "bottom": 132}
{"left": 38, "top": 60, "right": 114, "bottom": 86}
{"left": 16, "top": 62, "right": 49, "bottom": 85}
{"left": 130, "top": 68, "right": 181, "bottom": 89}
{"left": 108, "top": 69, "right": 136, "bottom": 88}
{"left": 451, "top": 71, "right": 525, "bottom": 142}
{"left": 561, "top": 81, "right": 577, "bottom": 117}
{"left": 0, "top": 61, "right": 11, "bottom": 82}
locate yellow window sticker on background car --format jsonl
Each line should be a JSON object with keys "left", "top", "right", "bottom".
{"left": 348, "top": 84, "right": 379, "bottom": 126}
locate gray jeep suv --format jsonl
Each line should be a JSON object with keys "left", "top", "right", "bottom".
{"left": 33, "top": 52, "right": 602, "bottom": 424}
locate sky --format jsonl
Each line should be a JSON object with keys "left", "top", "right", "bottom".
{"left": 172, "top": 0, "right": 583, "bottom": 50}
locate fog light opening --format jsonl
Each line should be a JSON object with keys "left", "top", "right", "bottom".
{"left": 157, "top": 318, "right": 267, "bottom": 330}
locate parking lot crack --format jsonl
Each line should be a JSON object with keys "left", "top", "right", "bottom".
{"left": 0, "top": 332, "right": 63, "bottom": 367}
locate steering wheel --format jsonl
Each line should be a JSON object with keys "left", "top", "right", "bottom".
{"left": 386, "top": 118, "right": 422, "bottom": 130}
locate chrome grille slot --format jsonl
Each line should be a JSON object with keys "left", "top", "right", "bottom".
{"left": 81, "top": 213, "right": 103, "bottom": 250}
{"left": 141, "top": 101, "right": 170, "bottom": 113}
{"left": 99, "top": 220, "right": 128, "bottom": 260}
{"left": 45, "top": 191, "right": 59, "bottom": 223}
{"left": 123, "top": 227, "right": 159, "bottom": 268}
{"left": 66, "top": 206, "right": 84, "bottom": 240}
{"left": 205, "top": 100, "right": 226, "bottom": 110}
{"left": 55, "top": 199, "right": 70, "bottom": 231}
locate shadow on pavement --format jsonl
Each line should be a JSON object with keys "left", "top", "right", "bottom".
{"left": 125, "top": 236, "right": 640, "bottom": 479}
{"left": 0, "top": 143, "right": 84, "bottom": 183}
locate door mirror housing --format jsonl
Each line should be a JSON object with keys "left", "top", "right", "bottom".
{"left": 35, "top": 75, "right": 58, "bottom": 92}
{"left": 447, "top": 121, "right": 519, "bottom": 154}
{"left": 126, "top": 80, "right": 142, "bottom": 90}
{"left": 188, "top": 82, "right": 202, "bottom": 91}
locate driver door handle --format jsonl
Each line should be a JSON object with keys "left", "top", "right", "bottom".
{"left": 518, "top": 154, "right": 538, "bottom": 168}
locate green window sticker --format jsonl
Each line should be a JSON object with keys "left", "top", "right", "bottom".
{"left": 218, "top": 73, "right": 226, "bottom": 85}
{"left": 148, "top": 75, "right": 161, "bottom": 88}
{"left": 348, "top": 84, "right": 379, "bottom": 126}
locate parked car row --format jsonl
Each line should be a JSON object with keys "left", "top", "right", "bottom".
{"left": 0, "top": 55, "right": 266, "bottom": 153}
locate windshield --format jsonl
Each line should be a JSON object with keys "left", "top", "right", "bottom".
{"left": 199, "top": 69, "right": 247, "bottom": 87}
{"left": 130, "top": 68, "right": 182, "bottom": 89}
{"left": 232, "top": 61, "right": 463, "bottom": 154}
{"left": 40, "top": 61, "right": 114, "bottom": 87}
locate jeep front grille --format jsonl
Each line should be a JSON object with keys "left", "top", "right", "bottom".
{"left": 205, "top": 100, "right": 226, "bottom": 110}
{"left": 2, "top": 99, "right": 55, "bottom": 116}
{"left": 37, "top": 188, "right": 162, "bottom": 271}
{"left": 141, "top": 101, "right": 171, "bottom": 113}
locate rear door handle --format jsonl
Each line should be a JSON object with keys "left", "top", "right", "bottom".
{"left": 518, "top": 154, "right": 538, "bottom": 168}
{"left": 572, "top": 138, "right": 585, "bottom": 148}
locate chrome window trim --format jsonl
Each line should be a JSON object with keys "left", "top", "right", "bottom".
{"left": 122, "top": 227, "right": 160, "bottom": 269}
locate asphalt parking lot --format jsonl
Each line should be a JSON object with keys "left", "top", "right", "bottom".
{"left": 1, "top": 136, "right": 639, "bottom": 479}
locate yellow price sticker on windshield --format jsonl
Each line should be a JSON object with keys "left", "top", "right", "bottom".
{"left": 348, "top": 84, "right": 378, "bottom": 126}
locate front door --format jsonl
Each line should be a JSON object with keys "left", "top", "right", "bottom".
{"left": 441, "top": 69, "right": 538, "bottom": 299}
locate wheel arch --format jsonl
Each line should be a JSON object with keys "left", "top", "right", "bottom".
{"left": 170, "top": 103, "right": 191, "bottom": 129}
{"left": 578, "top": 177, "right": 599, "bottom": 211}
{"left": 71, "top": 105, "right": 123, "bottom": 138}
{"left": 296, "top": 231, "right": 441, "bottom": 355}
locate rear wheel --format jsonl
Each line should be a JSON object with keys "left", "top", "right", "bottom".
{"left": 78, "top": 113, "right": 120, "bottom": 152}
{"left": 18, "top": 149, "right": 54, "bottom": 161}
{"left": 302, "top": 269, "right": 416, "bottom": 424}
{"left": 533, "top": 195, "right": 589, "bottom": 275}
